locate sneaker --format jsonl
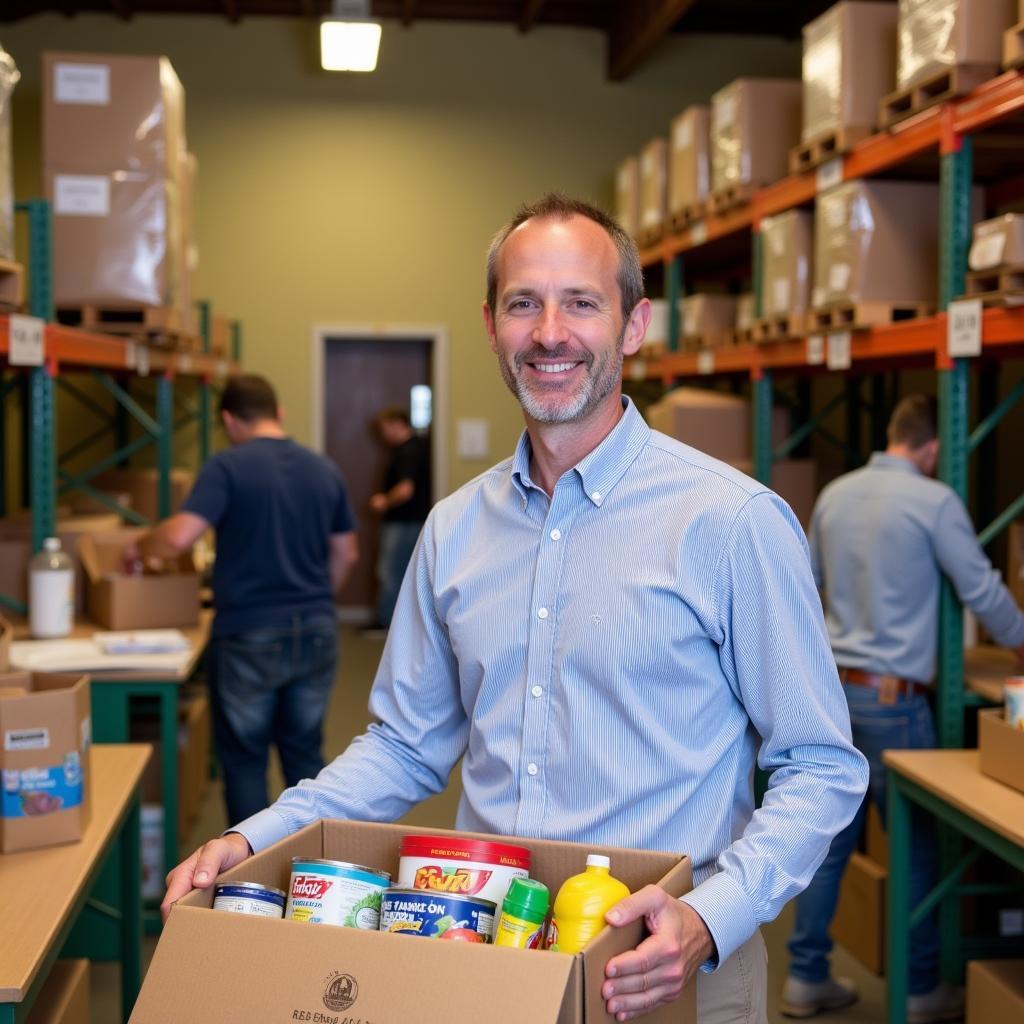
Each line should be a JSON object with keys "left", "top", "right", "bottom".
{"left": 907, "top": 982, "right": 964, "bottom": 1024}
{"left": 780, "top": 976, "right": 858, "bottom": 1018}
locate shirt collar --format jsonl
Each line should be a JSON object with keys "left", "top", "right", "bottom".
{"left": 511, "top": 397, "right": 651, "bottom": 507}
{"left": 867, "top": 452, "right": 922, "bottom": 476}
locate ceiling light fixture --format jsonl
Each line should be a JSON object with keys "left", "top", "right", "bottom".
{"left": 321, "top": 0, "right": 381, "bottom": 73}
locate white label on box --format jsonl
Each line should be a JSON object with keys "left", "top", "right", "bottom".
{"left": 812, "top": 285, "right": 826, "bottom": 308}
{"left": 5, "top": 727, "right": 49, "bottom": 752}
{"left": 125, "top": 342, "right": 138, "bottom": 369}
{"left": 54, "top": 174, "right": 110, "bottom": 217}
{"left": 816, "top": 157, "right": 844, "bottom": 192}
{"left": 8, "top": 314, "right": 45, "bottom": 367}
{"left": 54, "top": 62, "right": 110, "bottom": 105}
{"left": 824, "top": 193, "right": 847, "bottom": 229}
{"left": 828, "top": 262, "right": 851, "bottom": 293}
{"left": 772, "top": 278, "right": 791, "bottom": 313}
{"left": 690, "top": 221, "right": 708, "bottom": 246}
{"left": 178, "top": 353, "right": 193, "bottom": 374}
{"left": 826, "top": 330, "right": 852, "bottom": 370}
{"left": 807, "top": 334, "right": 826, "bottom": 365}
{"left": 673, "top": 117, "right": 693, "bottom": 150}
{"left": 716, "top": 93, "right": 736, "bottom": 128}
{"left": 947, "top": 298, "right": 983, "bottom": 357}
{"left": 137, "top": 345, "right": 151, "bottom": 377}
{"left": 629, "top": 358, "right": 647, "bottom": 381}
{"left": 697, "top": 350, "right": 715, "bottom": 375}
{"left": 968, "top": 232, "right": 1005, "bottom": 271}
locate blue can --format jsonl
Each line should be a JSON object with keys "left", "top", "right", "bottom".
{"left": 213, "top": 881, "right": 286, "bottom": 918}
{"left": 379, "top": 887, "right": 496, "bottom": 942}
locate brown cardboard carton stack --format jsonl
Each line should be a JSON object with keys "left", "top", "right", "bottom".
{"left": 43, "top": 52, "right": 187, "bottom": 312}
{"left": 833, "top": 803, "right": 888, "bottom": 974}
{"left": 668, "top": 106, "right": 710, "bottom": 230}
{"left": 710, "top": 78, "right": 802, "bottom": 204}
{"left": 25, "top": 960, "right": 90, "bottom": 1024}
{"left": 966, "top": 960, "right": 1024, "bottom": 1022}
{"left": 812, "top": 179, "right": 940, "bottom": 316}
{"left": 734, "top": 292, "right": 756, "bottom": 341}
{"left": 78, "top": 527, "right": 200, "bottom": 630}
{"left": 0, "top": 45, "right": 18, "bottom": 264}
{"left": 638, "top": 138, "right": 668, "bottom": 247}
{"left": 759, "top": 209, "right": 814, "bottom": 333}
{"left": 794, "top": 1, "right": 897, "bottom": 171}
{"left": 133, "top": 820, "right": 694, "bottom": 1024}
{"left": 614, "top": 156, "right": 640, "bottom": 240}
{"left": 968, "top": 213, "right": 1024, "bottom": 270}
{"left": 0, "top": 672, "right": 91, "bottom": 854}
{"left": 681, "top": 294, "right": 737, "bottom": 349}
{"left": 978, "top": 707, "right": 1024, "bottom": 793}
{"left": 95, "top": 466, "right": 194, "bottom": 523}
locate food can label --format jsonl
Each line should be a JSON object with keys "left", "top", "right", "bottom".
{"left": 287, "top": 862, "right": 389, "bottom": 929}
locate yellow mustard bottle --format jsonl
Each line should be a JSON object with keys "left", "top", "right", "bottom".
{"left": 549, "top": 854, "right": 630, "bottom": 954}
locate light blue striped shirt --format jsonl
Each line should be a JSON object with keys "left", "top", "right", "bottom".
{"left": 237, "top": 398, "right": 868, "bottom": 968}
{"left": 812, "top": 452, "right": 1024, "bottom": 682}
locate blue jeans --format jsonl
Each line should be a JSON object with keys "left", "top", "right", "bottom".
{"left": 375, "top": 521, "right": 422, "bottom": 627}
{"left": 208, "top": 613, "right": 338, "bottom": 825}
{"left": 788, "top": 682, "right": 939, "bottom": 995}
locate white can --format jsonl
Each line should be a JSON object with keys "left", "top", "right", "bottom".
{"left": 1005, "top": 678, "right": 1024, "bottom": 730}
{"left": 213, "top": 881, "right": 286, "bottom": 917}
{"left": 286, "top": 858, "right": 391, "bottom": 929}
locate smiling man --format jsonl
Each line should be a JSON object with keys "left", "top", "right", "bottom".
{"left": 164, "top": 195, "right": 866, "bottom": 1024}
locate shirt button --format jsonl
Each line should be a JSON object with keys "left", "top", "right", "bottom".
{"left": 531, "top": 685, "right": 543, "bottom": 698}
{"left": 549, "top": 528, "right": 561, "bottom": 541}
{"left": 527, "top": 763, "right": 539, "bottom": 776}
{"left": 537, "top": 607, "right": 548, "bottom": 619}
{"left": 591, "top": 491, "right": 602, "bottom": 503}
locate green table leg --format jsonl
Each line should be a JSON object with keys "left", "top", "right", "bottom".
{"left": 888, "top": 772, "right": 911, "bottom": 1024}
{"left": 90, "top": 682, "right": 131, "bottom": 741}
{"left": 120, "top": 796, "right": 142, "bottom": 1021}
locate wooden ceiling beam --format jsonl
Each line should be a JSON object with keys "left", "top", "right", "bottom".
{"left": 222, "top": 0, "right": 240, "bottom": 22}
{"left": 607, "top": 0, "right": 695, "bottom": 82}
{"left": 519, "top": 0, "right": 546, "bottom": 32}
{"left": 109, "top": 0, "right": 131, "bottom": 19}
{"left": 401, "top": 0, "right": 415, "bottom": 25}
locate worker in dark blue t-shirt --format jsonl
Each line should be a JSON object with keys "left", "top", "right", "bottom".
{"left": 130, "top": 374, "right": 358, "bottom": 823}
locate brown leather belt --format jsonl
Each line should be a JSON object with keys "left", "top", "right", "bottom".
{"left": 838, "top": 667, "right": 927, "bottom": 704}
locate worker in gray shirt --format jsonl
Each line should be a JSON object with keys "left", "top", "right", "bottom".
{"left": 781, "top": 394, "right": 1024, "bottom": 1024}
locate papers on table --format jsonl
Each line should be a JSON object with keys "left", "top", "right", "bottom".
{"left": 10, "top": 629, "right": 194, "bottom": 674}
{"left": 94, "top": 630, "right": 191, "bottom": 655}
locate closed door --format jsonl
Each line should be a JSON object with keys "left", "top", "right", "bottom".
{"left": 323, "top": 336, "right": 432, "bottom": 612}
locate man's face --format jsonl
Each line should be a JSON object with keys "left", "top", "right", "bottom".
{"left": 483, "top": 215, "right": 647, "bottom": 426}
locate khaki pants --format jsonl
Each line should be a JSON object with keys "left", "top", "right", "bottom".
{"left": 695, "top": 931, "right": 768, "bottom": 1024}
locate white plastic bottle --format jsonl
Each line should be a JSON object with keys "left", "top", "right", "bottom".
{"left": 29, "top": 537, "right": 75, "bottom": 638}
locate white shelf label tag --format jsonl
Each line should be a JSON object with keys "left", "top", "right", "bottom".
{"left": 628, "top": 359, "right": 647, "bottom": 381}
{"left": 9, "top": 314, "right": 45, "bottom": 366}
{"left": 690, "top": 221, "right": 708, "bottom": 245}
{"left": 947, "top": 298, "right": 982, "bottom": 358}
{"left": 178, "top": 353, "right": 193, "bottom": 374}
{"left": 816, "top": 158, "right": 844, "bottom": 192}
{"left": 806, "top": 334, "right": 825, "bottom": 365}
{"left": 697, "top": 349, "right": 715, "bottom": 375}
{"left": 826, "top": 330, "right": 852, "bottom": 370}
{"left": 125, "top": 342, "right": 138, "bottom": 369}
{"left": 137, "top": 345, "right": 151, "bottom": 377}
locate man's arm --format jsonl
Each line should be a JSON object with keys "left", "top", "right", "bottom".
{"left": 128, "top": 512, "right": 210, "bottom": 568}
{"left": 329, "top": 531, "right": 359, "bottom": 594}
{"left": 370, "top": 478, "right": 413, "bottom": 514}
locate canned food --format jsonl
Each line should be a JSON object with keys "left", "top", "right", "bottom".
{"left": 213, "top": 881, "right": 286, "bottom": 918}
{"left": 1006, "top": 677, "right": 1024, "bottom": 729}
{"left": 398, "top": 834, "right": 530, "bottom": 910}
{"left": 286, "top": 857, "right": 392, "bottom": 929}
{"left": 379, "top": 887, "right": 496, "bottom": 942}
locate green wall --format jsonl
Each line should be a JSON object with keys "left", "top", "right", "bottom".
{"left": 2, "top": 14, "right": 799, "bottom": 493}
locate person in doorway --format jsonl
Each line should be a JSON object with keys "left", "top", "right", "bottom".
{"left": 128, "top": 374, "right": 359, "bottom": 824}
{"left": 782, "top": 393, "right": 1024, "bottom": 1023}
{"left": 366, "top": 404, "right": 431, "bottom": 632}
{"left": 164, "top": 195, "right": 867, "bottom": 1024}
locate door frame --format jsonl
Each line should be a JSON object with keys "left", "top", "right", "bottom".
{"left": 309, "top": 323, "right": 449, "bottom": 504}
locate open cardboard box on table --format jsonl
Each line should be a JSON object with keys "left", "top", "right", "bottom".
{"left": 133, "top": 820, "right": 694, "bottom": 1024}
{"left": 978, "top": 707, "right": 1024, "bottom": 794}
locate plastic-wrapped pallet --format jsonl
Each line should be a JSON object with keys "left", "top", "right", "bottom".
{"left": 968, "top": 213, "right": 1024, "bottom": 270}
{"left": 896, "top": 0, "right": 1016, "bottom": 90}
{"left": 681, "top": 294, "right": 737, "bottom": 348}
{"left": 179, "top": 151, "right": 198, "bottom": 334}
{"left": 0, "top": 45, "right": 19, "bottom": 262}
{"left": 638, "top": 138, "right": 667, "bottom": 243}
{"left": 668, "top": 106, "right": 710, "bottom": 221}
{"left": 760, "top": 210, "right": 814, "bottom": 317}
{"left": 615, "top": 156, "right": 640, "bottom": 239}
{"left": 801, "top": 2, "right": 897, "bottom": 143}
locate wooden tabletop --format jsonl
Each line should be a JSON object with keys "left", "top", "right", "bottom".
{"left": 0, "top": 744, "right": 152, "bottom": 1003}
{"left": 883, "top": 749, "right": 1024, "bottom": 850}
{"left": 964, "top": 644, "right": 1019, "bottom": 705}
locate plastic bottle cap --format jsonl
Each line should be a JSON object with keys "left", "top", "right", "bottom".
{"left": 586, "top": 854, "right": 611, "bottom": 870}
{"left": 503, "top": 877, "right": 550, "bottom": 918}
{"left": 43, "top": 537, "right": 60, "bottom": 552}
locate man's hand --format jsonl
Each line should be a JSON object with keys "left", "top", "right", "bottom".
{"left": 369, "top": 493, "right": 388, "bottom": 514}
{"left": 601, "top": 886, "right": 715, "bottom": 1022}
{"left": 160, "top": 832, "right": 253, "bottom": 921}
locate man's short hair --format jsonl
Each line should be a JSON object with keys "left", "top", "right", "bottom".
{"left": 376, "top": 404, "right": 411, "bottom": 427}
{"left": 887, "top": 394, "right": 938, "bottom": 449}
{"left": 485, "top": 192, "right": 645, "bottom": 320}
{"left": 220, "top": 374, "right": 279, "bottom": 423}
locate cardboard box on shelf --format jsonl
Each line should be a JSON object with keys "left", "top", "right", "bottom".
{"left": 978, "top": 707, "right": 1024, "bottom": 793}
{"left": 668, "top": 106, "right": 710, "bottom": 217}
{"left": 615, "top": 156, "right": 640, "bottom": 240}
{"left": 210, "top": 312, "right": 232, "bottom": 358}
{"left": 802, "top": 1, "right": 898, "bottom": 143}
{"left": 94, "top": 467, "right": 194, "bottom": 524}
{"left": 42, "top": 52, "right": 185, "bottom": 178}
{"left": 896, "top": 0, "right": 1016, "bottom": 91}
{"left": 25, "top": 959, "right": 90, "bottom": 1024}
{"left": 969, "top": 213, "right": 1024, "bottom": 270}
{"left": 833, "top": 851, "right": 886, "bottom": 975}
{"left": 761, "top": 209, "right": 815, "bottom": 317}
{"left": 78, "top": 528, "right": 200, "bottom": 630}
{"left": 711, "top": 78, "right": 802, "bottom": 193}
{"left": 0, "top": 614, "right": 11, "bottom": 671}
{"left": 866, "top": 802, "right": 888, "bottom": 866}
{"left": 639, "top": 138, "right": 668, "bottom": 240}
{"left": 966, "top": 959, "right": 1024, "bottom": 1023}
{"left": 735, "top": 293, "right": 756, "bottom": 333}
{"left": 681, "top": 294, "right": 738, "bottom": 347}
{"left": 728, "top": 459, "right": 818, "bottom": 528}
{"left": 132, "top": 819, "right": 694, "bottom": 1024}
{"left": 813, "top": 179, "right": 941, "bottom": 308}
{"left": 644, "top": 297, "right": 670, "bottom": 351}
{"left": 0, "top": 671, "right": 91, "bottom": 854}
{"left": 179, "top": 150, "right": 198, "bottom": 336}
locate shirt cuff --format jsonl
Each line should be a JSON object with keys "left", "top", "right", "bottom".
{"left": 679, "top": 871, "right": 757, "bottom": 973}
{"left": 227, "top": 806, "right": 291, "bottom": 854}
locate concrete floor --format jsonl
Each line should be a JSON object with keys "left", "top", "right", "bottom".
{"left": 91, "top": 625, "right": 887, "bottom": 1022}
